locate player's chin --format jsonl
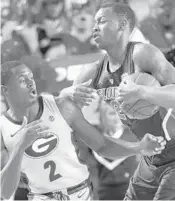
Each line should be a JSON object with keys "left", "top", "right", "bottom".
{"left": 27, "top": 93, "right": 38, "bottom": 104}
{"left": 93, "top": 37, "right": 102, "bottom": 47}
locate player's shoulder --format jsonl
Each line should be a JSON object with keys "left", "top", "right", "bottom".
{"left": 74, "top": 63, "right": 98, "bottom": 85}
{"left": 0, "top": 113, "right": 6, "bottom": 124}
{"left": 133, "top": 43, "right": 164, "bottom": 68}
{"left": 55, "top": 97, "right": 82, "bottom": 126}
{"left": 133, "top": 43, "right": 161, "bottom": 59}
{"left": 55, "top": 97, "right": 78, "bottom": 115}
{"left": 40, "top": 93, "right": 56, "bottom": 105}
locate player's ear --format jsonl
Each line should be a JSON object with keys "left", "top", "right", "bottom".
{"left": 119, "top": 18, "right": 128, "bottom": 30}
{"left": 1, "top": 85, "right": 8, "bottom": 96}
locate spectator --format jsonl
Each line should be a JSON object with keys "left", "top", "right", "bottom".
{"left": 139, "top": 0, "right": 175, "bottom": 50}
{"left": 37, "top": 0, "right": 71, "bottom": 59}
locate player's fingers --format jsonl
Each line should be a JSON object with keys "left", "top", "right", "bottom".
{"left": 119, "top": 101, "right": 125, "bottom": 109}
{"left": 160, "top": 141, "right": 166, "bottom": 147}
{"left": 155, "top": 146, "right": 165, "bottom": 152}
{"left": 80, "top": 92, "right": 96, "bottom": 99}
{"left": 37, "top": 131, "right": 51, "bottom": 138}
{"left": 156, "top": 136, "right": 165, "bottom": 143}
{"left": 74, "top": 98, "right": 91, "bottom": 107}
{"left": 79, "top": 98, "right": 92, "bottom": 106}
{"left": 30, "top": 123, "right": 47, "bottom": 131}
{"left": 147, "top": 134, "right": 157, "bottom": 142}
{"left": 153, "top": 150, "right": 162, "bottom": 155}
{"left": 76, "top": 86, "right": 95, "bottom": 94}
{"left": 75, "top": 94, "right": 94, "bottom": 103}
{"left": 81, "top": 79, "right": 92, "bottom": 86}
{"left": 74, "top": 95, "right": 91, "bottom": 103}
{"left": 73, "top": 92, "right": 95, "bottom": 100}
{"left": 21, "top": 116, "right": 28, "bottom": 129}
{"left": 36, "top": 126, "right": 49, "bottom": 133}
{"left": 115, "top": 96, "right": 124, "bottom": 102}
{"left": 27, "top": 119, "right": 42, "bottom": 128}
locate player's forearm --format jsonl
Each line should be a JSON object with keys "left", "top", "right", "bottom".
{"left": 139, "top": 84, "right": 175, "bottom": 109}
{"left": 72, "top": 121, "right": 105, "bottom": 153}
{"left": 1, "top": 146, "right": 24, "bottom": 199}
{"left": 98, "top": 136, "right": 141, "bottom": 160}
{"left": 72, "top": 120, "right": 141, "bottom": 158}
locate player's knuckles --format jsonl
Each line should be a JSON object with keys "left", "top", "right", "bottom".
{"left": 161, "top": 141, "right": 166, "bottom": 146}
{"left": 38, "top": 132, "right": 49, "bottom": 138}
{"left": 153, "top": 151, "right": 161, "bottom": 155}
{"left": 37, "top": 127, "right": 49, "bottom": 132}
{"left": 73, "top": 92, "right": 83, "bottom": 99}
{"left": 78, "top": 86, "right": 88, "bottom": 92}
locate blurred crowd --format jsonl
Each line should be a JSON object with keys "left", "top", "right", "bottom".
{"left": 1, "top": 0, "right": 102, "bottom": 61}
{"left": 1, "top": 0, "right": 175, "bottom": 200}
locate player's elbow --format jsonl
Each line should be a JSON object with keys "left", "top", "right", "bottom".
{"left": 0, "top": 175, "right": 16, "bottom": 199}
{"left": 96, "top": 141, "right": 121, "bottom": 160}
{"left": 1, "top": 185, "right": 14, "bottom": 200}
{"left": 1, "top": 191, "right": 12, "bottom": 200}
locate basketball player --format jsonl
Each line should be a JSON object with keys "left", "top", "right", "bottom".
{"left": 60, "top": 3, "right": 175, "bottom": 200}
{"left": 0, "top": 61, "right": 164, "bottom": 200}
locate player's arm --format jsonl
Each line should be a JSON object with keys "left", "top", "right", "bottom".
{"left": 0, "top": 131, "right": 24, "bottom": 199}
{"left": 59, "top": 97, "right": 165, "bottom": 160}
{"left": 59, "top": 62, "right": 99, "bottom": 107}
{"left": 0, "top": 119, "right": 49, "bottom": 199}
{"left": 134, "top": 43, "right": 175, "bottom": 109}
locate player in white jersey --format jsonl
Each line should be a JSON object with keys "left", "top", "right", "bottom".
{"left": 0, "top": 61, "right": 166, "bottom": 200}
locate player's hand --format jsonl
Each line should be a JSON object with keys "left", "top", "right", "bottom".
{"left": 17, "top": 117, "right": 50, "bottom": 150}
{"left": 116, "top": 76, "right": 141, "bottom": 104}
{"left": 60, "top": 80, "right": 96, "bottom": 106}
{"left": 139, "top": 133, "right": 166, "bottom": 156}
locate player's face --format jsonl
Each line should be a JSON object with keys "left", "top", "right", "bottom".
{"left": 5, "top": 65, "right": 38, "bottom": 107}
{"left": 93, "top": 8, "right": 123, "bottom": 49}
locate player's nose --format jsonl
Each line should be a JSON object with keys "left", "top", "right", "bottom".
{"left": 92, "top": 23, "right": 99, "bottom": 32}
{"left": 26, "top": 78, "right": 35, "bottom": 88}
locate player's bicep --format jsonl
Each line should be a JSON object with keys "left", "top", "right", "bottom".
{"left": 134, "top": 44, "right": 175, "bottom": 85}
{"left": 0, "top": 133, "right": 9, "bottom": 170}
{"left": 151, "top": 51, "right": 175, "bottom": 85}
{"left": 62, "top": 99, "right": 104, "bottom": 152}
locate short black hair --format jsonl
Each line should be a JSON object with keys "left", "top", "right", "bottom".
{"left": 100, "top": 2, "right": 136, "bottom": 32}
{"left": 1, "top": 61, "right": 24, "bottom": 86}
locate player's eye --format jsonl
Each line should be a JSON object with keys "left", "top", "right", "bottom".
{"left": 29, "top": 75, "right": 34, "bottom": 80}
{"left": 19, "top": 78, "right": 25, "bottom": 83}
{"left": 99, "top": 18, "right": 107, "bottom": 23}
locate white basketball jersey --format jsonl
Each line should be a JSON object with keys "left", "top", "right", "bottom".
{"left": 0, "top": 94, "right": 89, "bottom": 194}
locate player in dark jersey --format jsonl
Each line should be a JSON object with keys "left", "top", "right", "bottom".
{"left": 60, "top": 2, "right": 175, "bottom": 200}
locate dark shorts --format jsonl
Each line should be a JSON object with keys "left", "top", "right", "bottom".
{"left": 125, "top": 157, "right": 175, "bottom": 200}
{"left": 125, "top": 139, "right": 175, "bottom": 200}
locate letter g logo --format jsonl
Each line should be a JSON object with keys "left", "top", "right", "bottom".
{"left": 25, "top": 133, "right": 59, "bottom": 158}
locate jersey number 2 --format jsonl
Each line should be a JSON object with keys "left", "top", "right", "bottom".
{"left": 44, "top": 160, "right": 62, "bottom": 182}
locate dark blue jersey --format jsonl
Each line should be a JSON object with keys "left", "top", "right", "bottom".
{"left": 92, "top": 42, "right": 175, "bottom": 166}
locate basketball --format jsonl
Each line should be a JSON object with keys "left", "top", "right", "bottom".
{"left": 120, "top": 72, "right": 161, "bottom": 120}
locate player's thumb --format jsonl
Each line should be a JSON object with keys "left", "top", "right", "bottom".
{"left": 21, "top": 116, "right": 28, "bottom": 129}
{"left": 81, "top": 79, "right": 92, "bottom": 87}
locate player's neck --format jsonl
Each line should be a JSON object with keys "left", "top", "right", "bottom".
{"left": 8, "top": 99, "right": 40, "bottom": 123}
{"left": 107, "top": 40, "right": 128, "bottom": 66}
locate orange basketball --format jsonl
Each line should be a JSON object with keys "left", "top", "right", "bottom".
{"left": 120, "top": 72, "right": 161, "bottom": 120}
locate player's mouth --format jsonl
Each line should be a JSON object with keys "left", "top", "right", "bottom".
{"left": 93, "top": 33, "right": 100, "bottom": 40}
{"left": 29, "top": 89, "right": 37, "bottom": 97}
